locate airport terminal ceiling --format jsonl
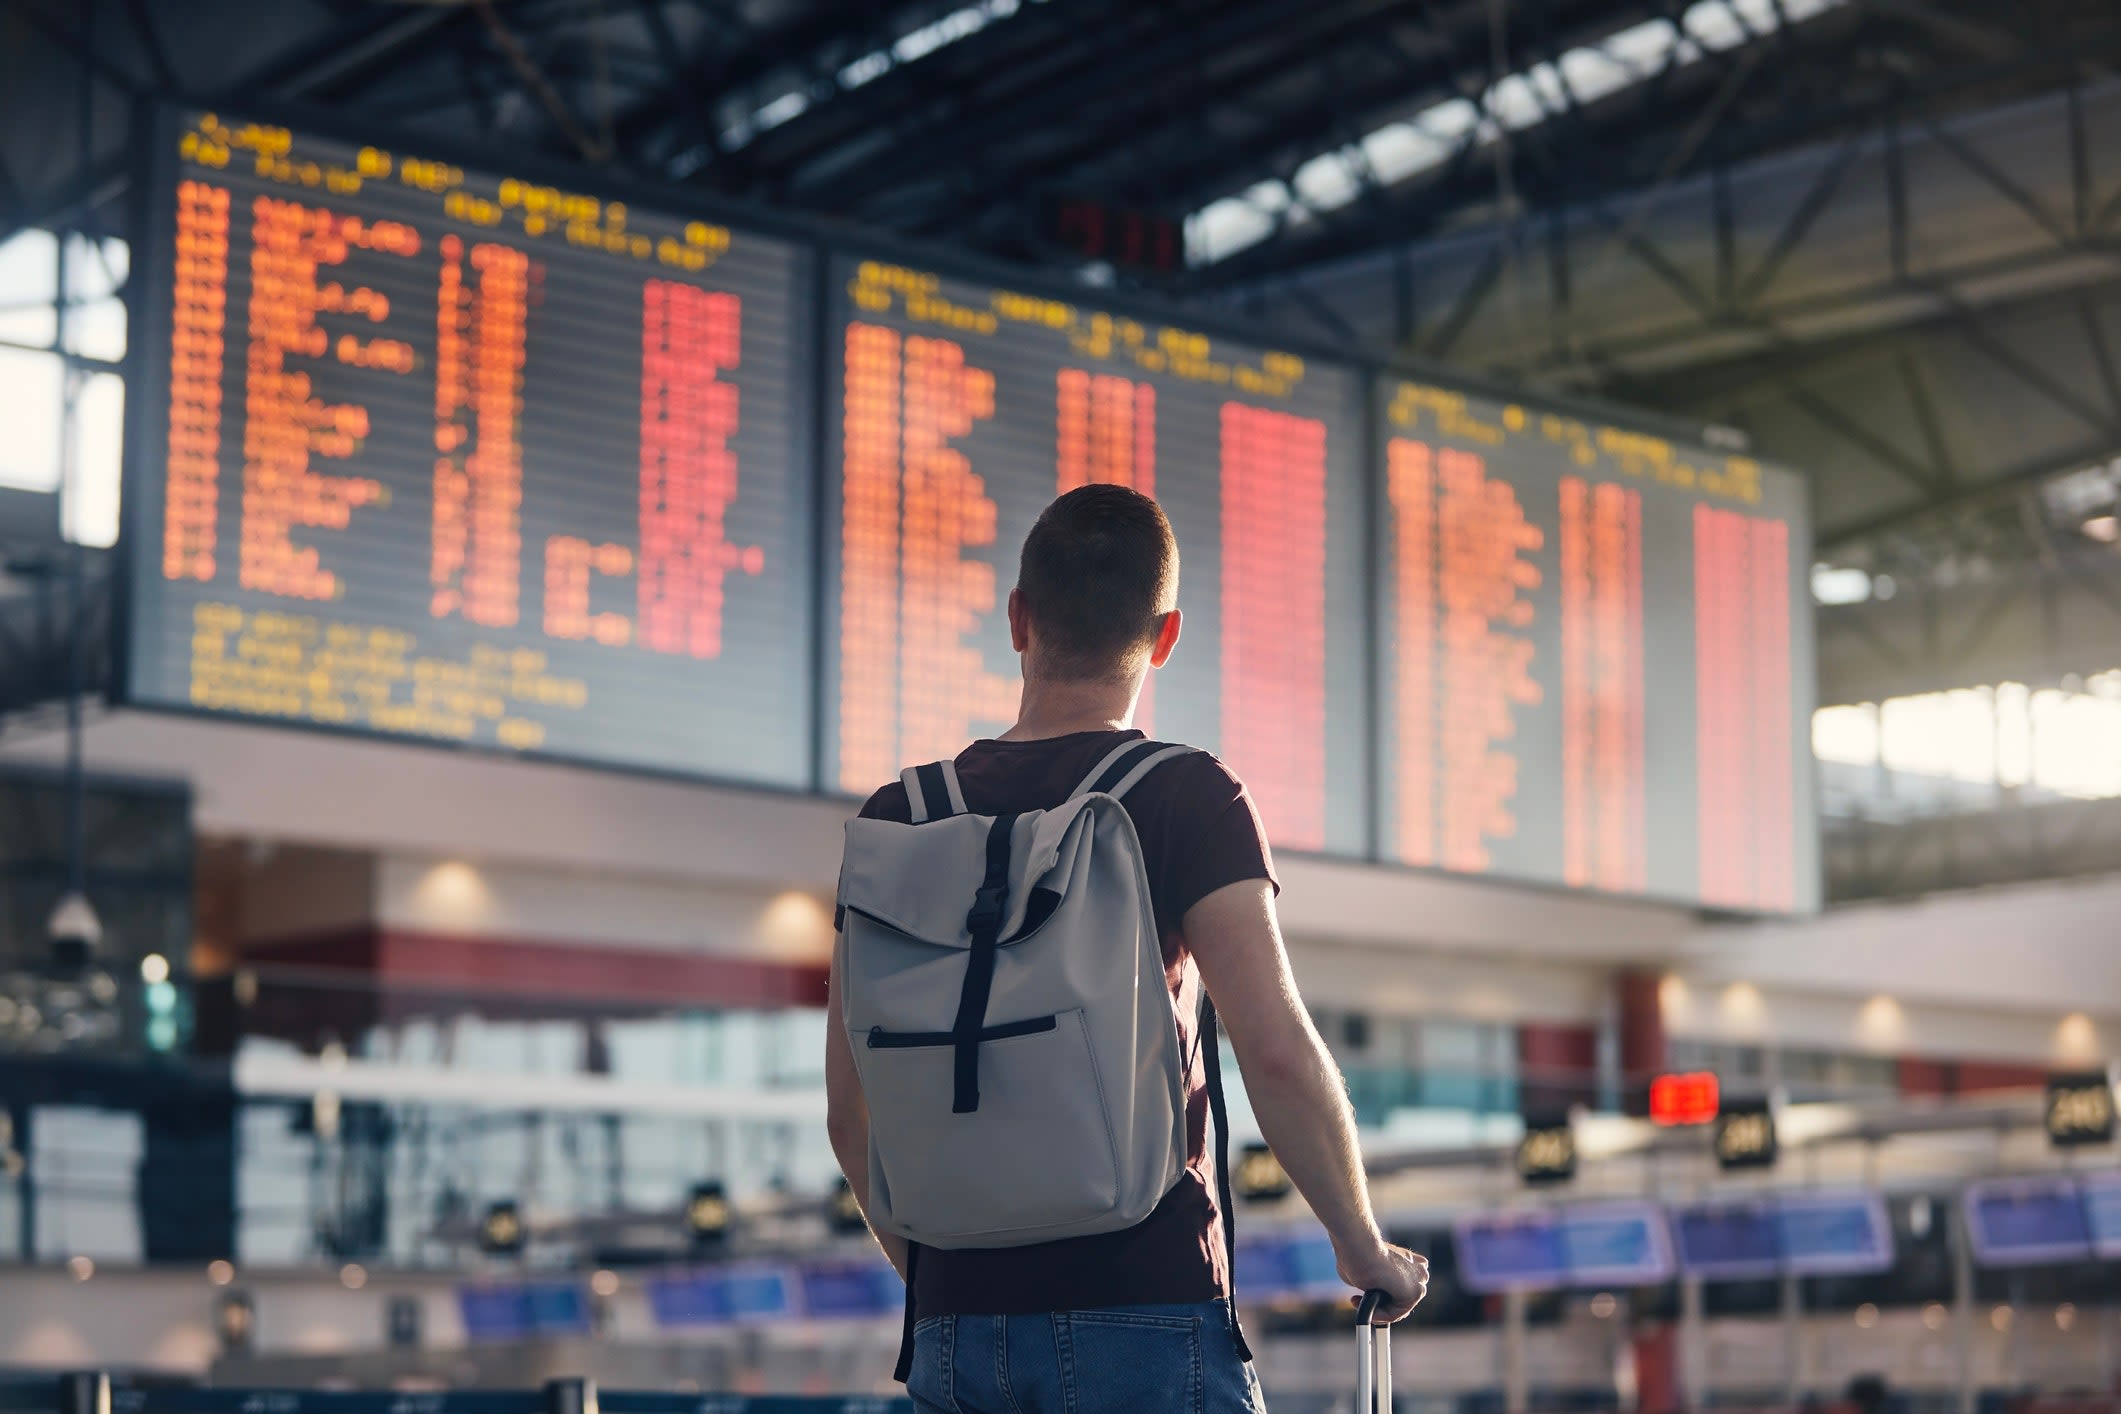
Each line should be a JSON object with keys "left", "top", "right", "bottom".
{"left": 4, "top": 0, "right": 2115, "bottom": 648}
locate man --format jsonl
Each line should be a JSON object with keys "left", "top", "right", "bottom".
{"left": 826, "top": 484, "right": 1428, "bottom": 1412}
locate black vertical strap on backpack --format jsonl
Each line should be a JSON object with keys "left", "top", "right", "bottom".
{"left": 1201, "top": 994, "right": 1255, "bottom": 1362}
{"left": 893, "top": 812, "right": 1016, "bottom": 1381}
{"left": 950, "top": 812, "right": 1018, "bottom": 1113}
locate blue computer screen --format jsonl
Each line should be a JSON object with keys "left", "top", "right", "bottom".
{"left": 1965, "top": 1178, "right": 2092, "bottom": 1267}
{"left": 1775, "top": 1193, "right": 1894, "bottom": 1276}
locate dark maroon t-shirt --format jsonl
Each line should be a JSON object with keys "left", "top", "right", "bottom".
{"left": 851, "top": 728, "right": 1277, "bottom": 1318}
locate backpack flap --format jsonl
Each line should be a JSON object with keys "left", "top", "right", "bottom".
{"left": 837, "top": 802, "right": 1091, "bottom": 953}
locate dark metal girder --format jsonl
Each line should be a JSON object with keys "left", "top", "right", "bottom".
{"left": 1283, "top": 275, "right": 1361, "bottom": 343}
{"left": 0, "top": 153, "right": 127, "bottom": 247}
{"left": 472, "top": 0, "right": 608, "bottom": 163}
{"left": 631, "top": 0, "right": 727, "bottom": 166}
{"left": 1423, "top": 238, "right": 1509, "bottom": 359}
{"left": 0, "top": 147, "right": 23, "bottom": 226}
{"left": 970, "top": 0, "right": 1694, "bottom": 240}
{"left": 5, "top": 0, "right": 148, "bottom": 97}
{"left": 612, "top": 2, "right": 899, "bottom": 176}
{"left": 1203, "top": 15, "right": 2121, "bottom": 287}
{"left": 2081, "top": 304, "right": 2121, "bottom": 419}
{"left": 1072, "top": 0, "right": 1633, "bottom": 212}
{"left": 1780, "top": 377, "right": 1950, "bottom": 498}
{"left": 784, "top": 0, "right": 1390, "bottom": 216}
{"left": 945, "top": 0, "right": 1656, "bottom": 245}
{"left": 733, "top": 0, "right": 1146, "bottom": 180}
{"left": 220, "top": 3, "right": 466, "bottom": 103}
{"left": 1928, "top": 282, "right": 2121, "bottom": 440}
{"left": 1818, "top": 436, "right": 2121, "bottom": 552}
{"left": 1531, "top": 243, "right": 2121, "bottom": 395}
{"left": 1899, "top": 353, "right": 1957, "bottom": 487}
{"left": 1587, "top": 200, "right": 1719, "bottom": 320}
{"left": 1921, "top": 114, "right": 2074, "bottom": 248}
{"left": 116, "top": 0, "right": 179, "bottom": 94}
{"left": 1739, "top": 124, "right": 1868, "bottom": 307}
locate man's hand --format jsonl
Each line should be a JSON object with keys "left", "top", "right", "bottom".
{"left": 1337, "top": 1240, "right": 1431, "bottom": 1324}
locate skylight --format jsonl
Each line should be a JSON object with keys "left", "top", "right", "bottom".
{"left": 709, "top": 0, "right": 1047, "bottom": 156}
{"left": 1186, "top": 0, "right": 1847, "bottom": 267}
{"left": 1815, "top": 675, "right": 2121, "bottom": 806}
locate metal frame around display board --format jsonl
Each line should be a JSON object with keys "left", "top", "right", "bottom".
{"left": 116, "top": 97, "right": 1819, "bottom": 916}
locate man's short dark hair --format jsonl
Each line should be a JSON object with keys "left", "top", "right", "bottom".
{"left": 1016, "top": 484, "right": 1178, "bottom": 679}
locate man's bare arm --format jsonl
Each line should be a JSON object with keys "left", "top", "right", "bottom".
{"left": 824, "top": 945, "right": 911, "bottom": 1281}
{"left": 1183, "top": 878, "right": 1428, "bottom": 1321}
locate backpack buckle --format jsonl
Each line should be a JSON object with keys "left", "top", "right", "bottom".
{"left": 965, "top": 883, "right": 1008, "bottom": 938}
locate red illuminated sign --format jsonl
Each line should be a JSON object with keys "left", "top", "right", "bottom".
{"left": 1649, "top": 1071, "right": 1721, "bottom": 1127}
{"left": 1040, "top": 194, "right": 1184, "bottom": 274}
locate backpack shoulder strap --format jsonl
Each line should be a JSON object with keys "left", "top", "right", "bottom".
{"left": 1069, "top": 739, "right": 1198, "bottom": 803}
{"left": 900, "top": 759, "right": 968, "bottom": 823}
{"left": 1200, "top": 994, "right": 1254, "bottom": 1362}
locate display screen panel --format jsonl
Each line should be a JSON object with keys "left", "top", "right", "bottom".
{"left": 645, "top": 1263, "right": 797, "bottom": 1326}
{"left": 1555, "top": 1202, "right": 1676, "bottom": 1288}
{"left": 1675, "top": 1201, "right": 1783, "bottom": 1279}
{"left": 1237, "top": 1228, "right": 1346, "bottom": 1300}
{"left": 1964, "top": 1177, "right": 2092, "bottom": 1267}
{"left": 2081, "top": 1173, "right": 2121, "bottom": 1259}
{"left": 1675, "top": 1193, "right": 1893, "bottom": 1278}
{"left": 1454, "top": 1211, "right": 1569, "bottom": 1293}
{"left": 1456, "top": 1204, "right": 1675, "bottom": 1293}
{"left": 797, "top": 1259, "right": 902, "bottom": 1318}
{"left": 457, "top": 1280, "right": 591, "bottom": 1340}
{"left": 1775, "top": 1192, "right": 1894, "bottom": 1276}
{"left": 823, "top": 256, "right": 1368, "bottom": 852}
{"left": 124, "top": 109, "right": 815, "bottom": 786}
{"left": 1376, "top": 377, "right": 1818, "bottom": 910}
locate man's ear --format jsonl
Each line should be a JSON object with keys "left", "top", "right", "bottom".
{"left": 1147, "top": 609, "right": 1182, "bottom": 669}
{"left": 1008, "top": 587, "right": 1031, "bottom": 654}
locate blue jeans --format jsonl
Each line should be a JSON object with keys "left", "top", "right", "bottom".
{"left": 906, "top": 1299, "right": 1268, "bottom": 1414}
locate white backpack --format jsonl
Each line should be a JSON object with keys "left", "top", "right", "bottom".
{"left": 836, "top": 738, "right": 1242, "bottom": 1251}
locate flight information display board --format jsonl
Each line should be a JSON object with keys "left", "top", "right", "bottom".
{"left": 822, "top": 256, "right": 1368, "bottom": 852}
{"left": 123, "top": 109, "right": 815, "bottom": 786}
{"left": 1376, "top": 377, "right": 1818, "bottom": 911}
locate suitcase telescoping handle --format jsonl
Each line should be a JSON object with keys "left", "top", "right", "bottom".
{"left": 1355, "top": 1289, "right": 1394, "bottom": 1414}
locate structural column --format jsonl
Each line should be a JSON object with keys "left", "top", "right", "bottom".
{"left": 1615, "top": 968, "right": 1666, "bottom": 1117}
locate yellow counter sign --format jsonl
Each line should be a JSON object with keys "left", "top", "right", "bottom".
{"left": 1516, "top": 1122, "right": 1577, "bottom": 1186}
{"left": 1714, "top": 1097, "right": 1778, "bottom": 1170}
{"left": 2046, "top": 1073, "right": 2116, "bottom": 1148}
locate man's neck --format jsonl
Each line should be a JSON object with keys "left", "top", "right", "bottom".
{"left": 998, "top": 672, "right": 1142, "bottom": 742}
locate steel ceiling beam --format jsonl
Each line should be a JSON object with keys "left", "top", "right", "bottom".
{"left": 1200, "top": 15, "right": 2116, "bottom": 287}
{"left": 612, "top": 1, "right": 895, "bottom": 178}
{"left": 914, "top": 0, "right": 1675, "bottom": 243}
{"left": 777, "top": 0, "right": 1358, "bottom": 215}
{"left": 225, "top": 3, "right": 466, "bottom": 104}
{"left": 1817, "top": 437, "right": 2121, "bottom": 553}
